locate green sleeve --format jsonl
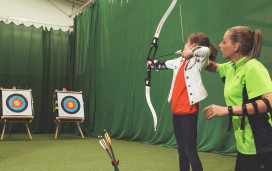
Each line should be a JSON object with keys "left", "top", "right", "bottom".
{"left": 246, "top": 62, "right": 272, "bottom": 99}
{"left": 217, "top": 63, "right": 228, "bottom": 78}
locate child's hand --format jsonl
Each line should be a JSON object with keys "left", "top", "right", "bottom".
{"left": 147, "top": 61, "right": 153, "bottom": 68}
{"left": 182, "top": 50, "right": 193, "bottom": 60}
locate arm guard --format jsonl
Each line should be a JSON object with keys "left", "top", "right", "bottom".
{"left": 241, "top": 104, "right": 248, "bottom": 130}
{"left": 151, "top": 60, "right": 168, "bottom": 70}
{"left": 262, "top": 98, "right": 272, "bottom": 113}
{"left": 227, "top": 106, "right": 234, "bottom": 132}
{"left": 251, "top": 101, "right": 259, "bottom": 115}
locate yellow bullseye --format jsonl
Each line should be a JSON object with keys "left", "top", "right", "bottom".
{"left": 14, "top": 100, "right": 21, "bottom": 106}
{"left": 68, "top": 102, "right": 74, "bottom": 108}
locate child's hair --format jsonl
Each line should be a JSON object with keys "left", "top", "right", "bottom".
{"left": 187, "top": 33, "right": 218, "bottom": 62}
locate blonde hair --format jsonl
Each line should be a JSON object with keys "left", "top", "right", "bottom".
{"left": 228, "top": 26, "right": 262, "bottom": 62}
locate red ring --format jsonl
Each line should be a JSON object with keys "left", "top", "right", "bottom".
{"left": 66, "top": 100, "right": 76, "bottom": 110}
{"left": 11, "top": 98, "right": 23, "bottom": 108}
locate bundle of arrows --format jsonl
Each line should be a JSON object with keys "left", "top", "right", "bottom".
{"left": 98, "top": 130, "right": 119, "bottom": 171}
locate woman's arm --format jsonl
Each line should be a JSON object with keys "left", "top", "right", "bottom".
{"left": 203, "top": 92, "right": 272, "bottom": 120}
{"left": 205, "top": 61, "right": 219, "bottom": 73}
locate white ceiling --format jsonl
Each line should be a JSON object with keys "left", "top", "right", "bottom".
{"left": 0, "top": 0, "right": 95, "bottom": 31}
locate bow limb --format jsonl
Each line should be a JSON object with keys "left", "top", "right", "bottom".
{"left": 154, "top": 0, "right": 177, "bottom": 38}
{"left": 145, "top": 86, "right": 157, "bottom": 131}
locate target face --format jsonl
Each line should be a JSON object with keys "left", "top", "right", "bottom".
{"left": 2, "top": 90, "right": 33, "bottom": 116}
{"left": 61, "top": 96, "right": 80, "bottom": 114}
{"left": 56, "top": 93, "right": 84, "bottom": 117}
{"left": 6, "top": 94, "right": 28, "bottom": 112}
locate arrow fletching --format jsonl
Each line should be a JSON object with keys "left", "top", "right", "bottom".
{"left": 175, "top": 50, "right": 183, "bottom": 54}
{"left": 99, "top": 140, "right": 106, "bottom": 149}
{"left": 101, "top": 139, "right": 108, "bottom": 149}
{"left": 98, "top": 136, "right": 108, "bottom": 149}
{"left": 104, "top": 131, "right": 112, "bottom": 145}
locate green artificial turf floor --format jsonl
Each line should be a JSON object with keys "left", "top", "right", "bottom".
{"left": 0, "top": 134, "right": 236, "bottom": 171}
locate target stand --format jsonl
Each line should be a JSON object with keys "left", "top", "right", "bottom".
{"left": 0, "top": 87, "right": 34, "bottom": 140}
{"left": 53, "top": 88, "right": 85, "bottom": 139}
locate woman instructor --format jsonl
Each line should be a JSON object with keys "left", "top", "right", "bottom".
{"left": 203, "top": 26, "right": 272, "bottom": 170}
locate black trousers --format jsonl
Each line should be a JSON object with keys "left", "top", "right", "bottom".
{"left": 173, "top": 114, "right": 203, "bottom": 171}
{"left": 235, "top": 151, "right": 272, "bottom": 171}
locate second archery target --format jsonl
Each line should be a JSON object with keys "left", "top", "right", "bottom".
{"left": 53, "top": 92, "right": 84, "bottom": 117}
{"left": 1, "top": 90, "right": 33, "bottom": 116}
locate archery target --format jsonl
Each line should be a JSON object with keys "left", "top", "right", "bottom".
{"left": 2, "top": 90, "right": 33, "bottom": 116}
{"left": 57, "top": 92, "right": 84, "bottom": 117}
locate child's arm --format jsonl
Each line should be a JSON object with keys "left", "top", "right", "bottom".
{"left": 147, "top": 57, "right": 183, "bottom": 70}
{"left": 192, "top": 46, "right": 210, "bottom": 71}
{"left": 149, "top": 60, "right": 168, "bottom": 70}
{"left": 190, "top": 46, "right": 219, "bottom": 72}
{"left": 193, "top": 46, "right": 210, "bottom": 59}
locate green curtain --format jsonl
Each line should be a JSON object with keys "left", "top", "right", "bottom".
{"left": 1, "top": 0, "right": 272, "bottom": 156}
{"left": 0, "top": 22, "right": 72, "bottom": 133}
{"left": 72, "top": 4, "right": 100, "bottom": 136}
{"left": 72, "top": 0, "right": 272, "bottom": 155}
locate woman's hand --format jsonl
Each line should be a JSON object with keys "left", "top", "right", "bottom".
{"left": 205, "top": 61, "right": 219, "bottom": 72}
{"left": 202, "top": 104, "right": 229, "bottom": 120}
{"left": 147, "top": 61, "right": 152, "bottom": 68}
